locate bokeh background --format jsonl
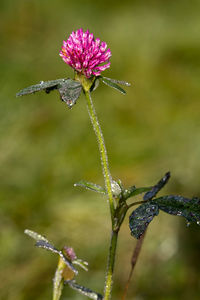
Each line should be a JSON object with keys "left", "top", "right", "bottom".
{"left": 0, "top": 0, "right": 200, "bottom": 299}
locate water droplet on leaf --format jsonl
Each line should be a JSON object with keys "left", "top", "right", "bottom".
{"left": 111, "top": 180, "right": 121, "bottom": 197}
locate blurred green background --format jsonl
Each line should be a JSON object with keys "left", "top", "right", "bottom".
{"left": 0, "top": 0, "right": 200, "bottom": 299}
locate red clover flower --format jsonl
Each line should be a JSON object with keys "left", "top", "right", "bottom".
{"left": 59, "top": 28, "right": 112, "bottom": 78}
{"left": 17, "top": 28, "right": 129, "bottom": 108}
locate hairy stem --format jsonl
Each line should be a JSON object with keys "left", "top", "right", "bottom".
{"left": 84, "top": 90, "right": 118, "bottom": 299}
{"left": 104, "top": 230, "right": 118, "bottom": 300}
{"left": 85, "top": 90, "right": 115, "bottom": 225}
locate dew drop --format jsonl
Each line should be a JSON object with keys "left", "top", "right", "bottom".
{"left": 111, "top": 180, "right": 121, "bottom": 197}
{"left": 197, "top": 221, "right": 200, "bottom": 225}
{"left": 40, "top": 80, "right": 44, "bottom": 84}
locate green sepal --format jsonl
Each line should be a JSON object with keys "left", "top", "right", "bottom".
{"left": 90, "top": 77, "right": 100, "bottom": 92}
{"left": 153, "top": 195, "right": 200, "bottom": 225}
{"left": 74, "top": 180, "right": 106, "bottom": 194}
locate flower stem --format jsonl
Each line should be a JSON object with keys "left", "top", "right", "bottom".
{"left": 84, "top": 90, "right": 118, "bottom": 299}
{"left": 84, "top": 90, "right": 115, "bottom": 225}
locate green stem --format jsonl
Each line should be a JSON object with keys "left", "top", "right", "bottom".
{"left": 83, "top": 86, "right": 120, "bottom": 299}
{"left": 84, "top": 90, "right": 115, "bottom": 225}
{"left": 84, "top": 89, "right": 118, "bottom": 299}
{"left": 53, "top": 257, "right": 65, "bottom": 300}
{"left": 128, "top": 200, "right": 148, "bottom": 209}
{"left": 104, "top": 230, "right": 118, "bottom": 300}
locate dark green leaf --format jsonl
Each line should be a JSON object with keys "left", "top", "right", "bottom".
{"left": 24, "top": 229, "right": 49, "bottom": 243}
{"left": 129, "top": 202, "right": 159, "bottom": 239}
{"left": 143, "top": 172, "right": 170, "bottom": 201}
{"left": 16, "top": 78, "right": 82, "bottom": 108}
{"left": 74, "top": 181, "right": 106, "bottom": 194}
{"left": 35, "top": 240, "right": 60, "bottom": 254}
{"left": 58, "top": 79, "right": 82, "bottom": 108}
{"left": 123, "top": 186, "right": 153, "bottom": 200}
{"left": 154, "top": 195, "right": 200, "bottom": 224}
{"left": 101, "top": 76, "right": 131, "bottom": 87}
{"left": 100, "top": 77, "right": 127, "bottom": 94}
{"left": 16, "top": 79, "right": 66, "bottom": 96}
{"left": 66, "top": 281, "right": 103, "bottom": 300}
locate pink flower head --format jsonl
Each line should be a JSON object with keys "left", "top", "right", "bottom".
{"left": 59, "top": 28, "right": 112, "bottom": 78}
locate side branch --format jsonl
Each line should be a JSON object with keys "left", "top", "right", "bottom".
{"left": 122, "top": 232, "right": 146, "bottom": 300}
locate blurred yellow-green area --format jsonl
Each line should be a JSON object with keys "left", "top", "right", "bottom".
{"left": 0, "top": 0, "right": 200, "bottom": 299}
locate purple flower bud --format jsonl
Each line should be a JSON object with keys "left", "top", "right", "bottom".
{"left": 60, "top": 29, "right": 111, "bottom": 78}
{"left": 63, "top": 246, "right": 77, "bottom": 261}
